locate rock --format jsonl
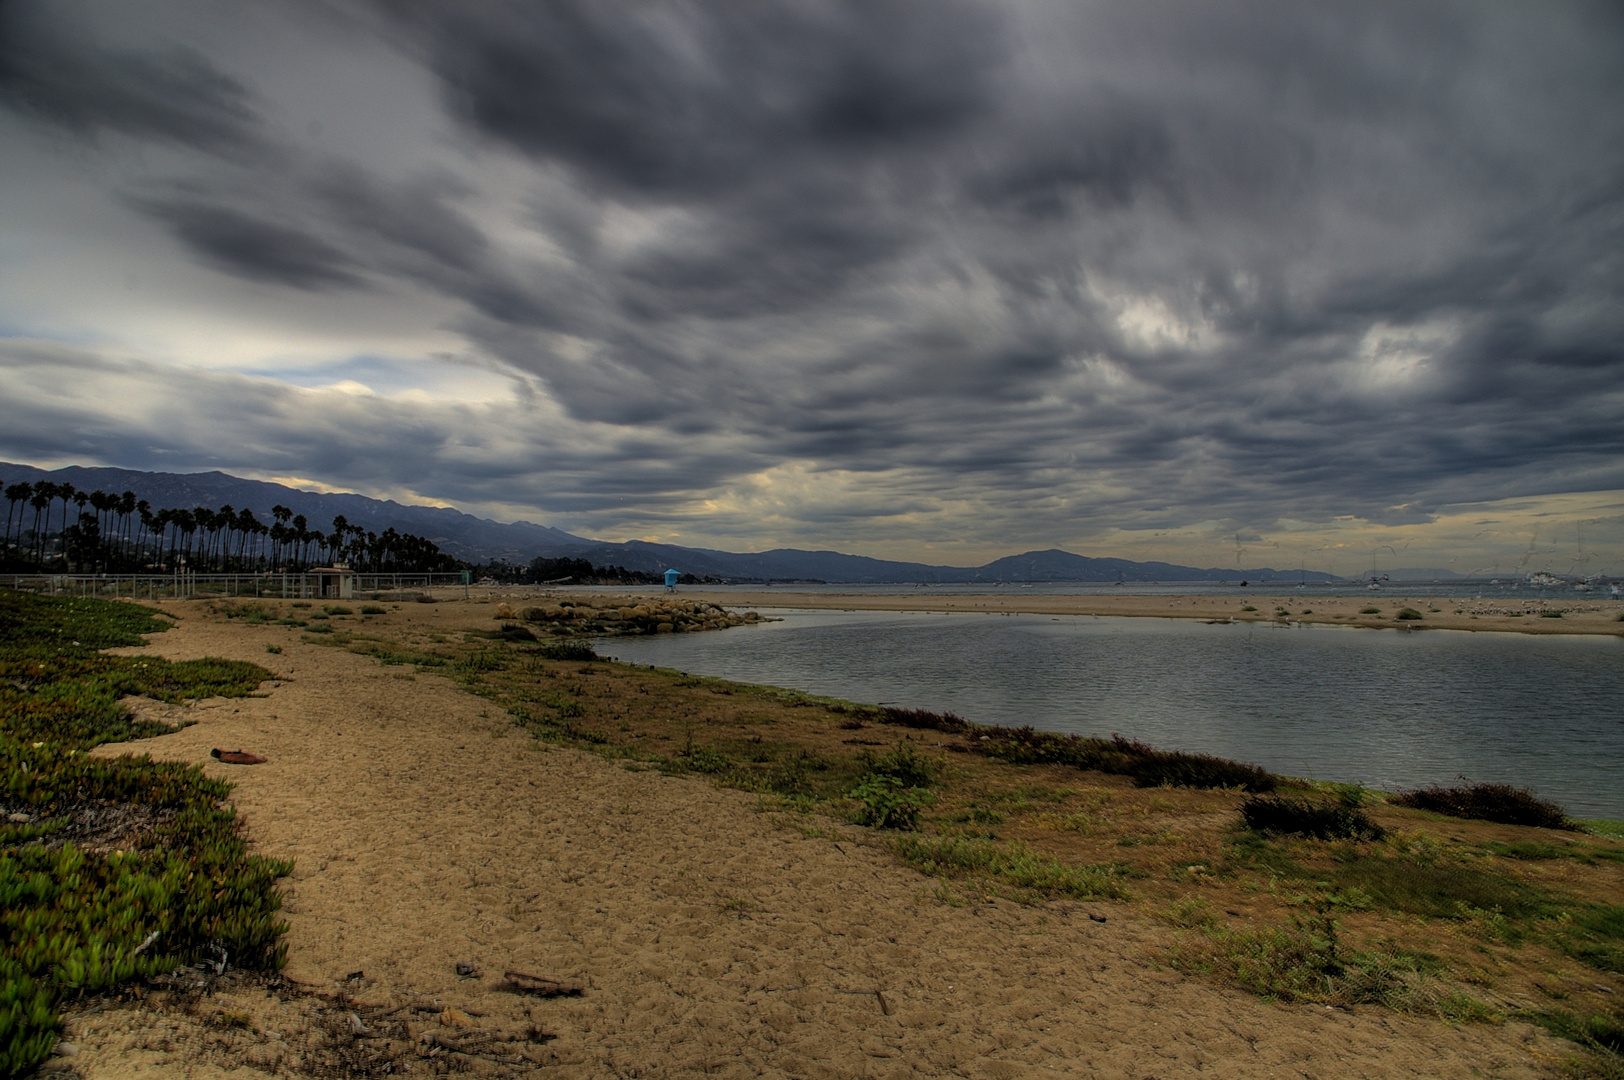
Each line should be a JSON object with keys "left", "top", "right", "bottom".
{"left": 6, "top": 812, "right": 29, "bottom": 823}
{"left": 53, "top": 1042, "right": 78, "bottom": 1058}
{"left": 211, "top": 748, "right": 268, "bottom": 765}
{"left": 455, "top": 961, "right": 478, "bottom": 977}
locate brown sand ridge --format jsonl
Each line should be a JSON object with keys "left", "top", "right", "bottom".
{"left": 61, "top": 595, "right": 1615, "bottom": 1079}
{"left": 679, "top": 588, "right": 1624, "bottom": 637}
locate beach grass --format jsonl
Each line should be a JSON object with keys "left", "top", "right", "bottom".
{"left": 892, "top": 834, "right": 1126, "bottom": 900}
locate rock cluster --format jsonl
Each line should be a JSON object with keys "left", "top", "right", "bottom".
{"left": 494, "top": 597, "right": 760, "bottom": 636}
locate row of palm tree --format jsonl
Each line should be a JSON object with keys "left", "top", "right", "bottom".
{"left": 1, "top": 479, "right": 457, "bottom": 574}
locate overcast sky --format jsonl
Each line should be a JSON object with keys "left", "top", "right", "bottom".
{"left": 2, "top": 0, "right": 1621, "bottom": 575}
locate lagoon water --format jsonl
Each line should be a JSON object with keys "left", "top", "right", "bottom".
{"left": 598, "top": 609, "right": 1624, "bottom": 819}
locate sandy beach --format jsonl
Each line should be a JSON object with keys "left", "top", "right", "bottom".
{"left": 51, "top": 596, "right": 1616, "bottom": 1078}
{"left": 673, "top": 589, "right": 1624, "bottom": 637}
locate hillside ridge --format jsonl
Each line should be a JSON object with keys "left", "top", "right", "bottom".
{"left": 0, "top": 462, "right": 1337, "bottom": 582}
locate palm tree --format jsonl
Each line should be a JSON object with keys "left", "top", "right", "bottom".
{"left": 136, "top": 501, "right": 156, "bottom": 567}
{"left": 116, "top": 492, "right": 137, "bottom": 568}
{"left": 29, "top": 483, "right": 55, "bottom": 564}
{"left": 274, "top": 506, "right": 293, "bottom": 565}
{"left": 155, "top": 509, "right": 177, "bottom": 569}
{"left": 88, "top": 491, "right": 116, "bottom": 570}
{"left": 3, "top": 481, "right": 31, "bottom": 557}
{"left": 52, "top": 484, "right": 77, "bottom": 565}
{"left": 290, "top": 514, "right": 309, "bottom": 570}
{"left": 232, "top": 507, "right": 257, "bottom": 566}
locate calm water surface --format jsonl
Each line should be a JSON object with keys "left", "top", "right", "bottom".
{"left": 599, "top": 609, "right": 1624, "bottom": 819}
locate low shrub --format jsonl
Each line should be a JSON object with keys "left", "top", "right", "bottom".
{"left": 859, "top": 743, "right": 939, "bottom": 788}
{"left": 846, "top": 743, "right": 941, "bottom": 829}
{"left": 1396, "top": 608, "right": 1424, "bottom": 620}
{"left": 848, "top": 775, "right": 934, "bottom": 829}
{"left": 1241, "top": 795, "right": 1385, "bottom": 841}
{"left": 1360, "top": 606, "right": 1381, "bottom": 615}
{"left": 878, "top": 707, "right": 971, "bottom": 734}
{"left": 536, "top": 639, "right": 600, "bottom": 662}
{"left": 360, "top": 605, "right": 387, "bottom": 615}
{"left": 972, "top": 728, "right": 1276, "bottom": 791}
{"left": 1393, "top": 781, "right": 1573, "bottom": 829}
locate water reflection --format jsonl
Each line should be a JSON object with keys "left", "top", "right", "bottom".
{"left": 599, "top": 609, "right": 1624, "bottom": 819}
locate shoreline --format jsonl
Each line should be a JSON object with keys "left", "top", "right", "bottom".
{"left": 668, "top": 588, "right": 1624, "bottom": 637}
{"left": 39, "top": 594, "right": 1624, "bottom": 1076}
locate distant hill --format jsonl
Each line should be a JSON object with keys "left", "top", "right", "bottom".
{"left": 0, "top": 462, "right": 1338, "bottom": 583}
{"left": 967, "top": 548, "right": 1328, "bottom": 583}
{"left": 0, "top": 462, "right": 580, "bottom": 564}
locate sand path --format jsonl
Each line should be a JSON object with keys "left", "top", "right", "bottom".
{"left": 69, "top": 603, "right": 1567, "bottom": 1078}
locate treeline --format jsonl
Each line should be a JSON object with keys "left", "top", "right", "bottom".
{"left": 1, "top": 477, "right": 457, "bottom": 574}
{"left": 476, "top": 557, "right": 715, "bottom": 585}
{"left": 476, "top": 556, "right": 661, "bottom": 584}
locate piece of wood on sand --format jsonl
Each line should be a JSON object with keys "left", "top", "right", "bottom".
{"left": 503, "top": 970, "right": 584, "bottom": 997}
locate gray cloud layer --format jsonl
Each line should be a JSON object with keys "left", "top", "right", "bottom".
{"left": 1, "top": 0, "right": 1621, "bottom": 561}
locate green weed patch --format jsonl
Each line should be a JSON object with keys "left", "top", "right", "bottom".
{"left": 1519, "top": 1008, "right": 1624, "bottom": 1071}
{"left": 893, "top": 834, "right": 1126, "bottom": 900}
{"left": 1171, "top": 904, "right": 1488, "bottom": 1018}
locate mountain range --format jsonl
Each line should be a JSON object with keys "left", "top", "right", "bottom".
{"left": 1, "top": 462, "right": 1339, "bottom": 583}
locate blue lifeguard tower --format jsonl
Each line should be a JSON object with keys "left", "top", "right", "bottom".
{"left": 664, "top": 568, "right": 680, "bottom": 591}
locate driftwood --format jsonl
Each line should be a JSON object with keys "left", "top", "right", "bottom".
{"left": 211, "top": 748, "right": 267, "bottom": 765}
{"left": 502, "top": 970, "right": 584, "bottom": 997}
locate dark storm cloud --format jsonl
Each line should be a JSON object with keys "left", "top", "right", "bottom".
{"left": 131, "top": 198, "right": 366, "bottom": 290}
{"left": 311, "top": 164, "right": 488, "bottom": 275}
{"left": 387, "top": 0, "right": 1001, "bottom": 196}
{"left": 1, "top": 0, "right": 1621, "bottom": 552}
{"left": 0, "top": 3, "right": 262, "bottom": 152}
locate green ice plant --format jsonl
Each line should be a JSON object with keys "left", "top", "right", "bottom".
{"left": 0, "top": 591, "right": 287, "bottom": 1077}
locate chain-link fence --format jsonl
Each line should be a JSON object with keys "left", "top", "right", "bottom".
{"left": 3, "top": 572, "right": 470, "bottom": 601}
